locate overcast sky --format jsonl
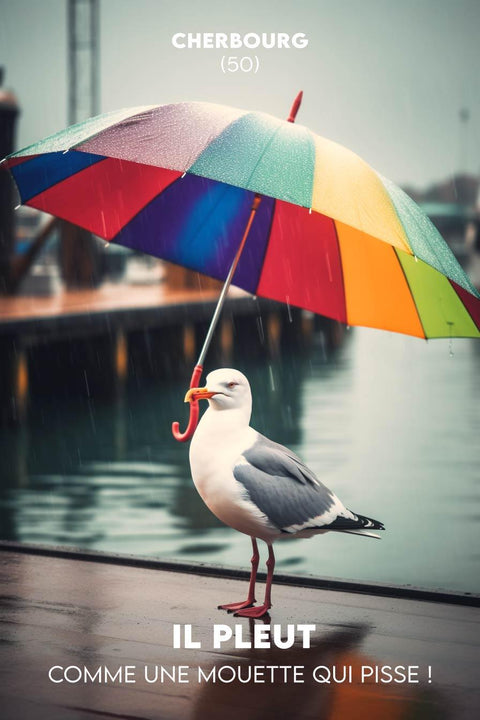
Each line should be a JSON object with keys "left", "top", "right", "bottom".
{"left": 1, "top": 0, "right": 479, "bottom": 188}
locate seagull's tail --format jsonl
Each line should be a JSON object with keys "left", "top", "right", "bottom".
{"left": 352, "top": 512, "right": 385, "bottom": 532}
{"left": 337, "top": 529, "right": 382, "bottom": 540}
{"left": 326, "top": 511, "right": 385, "bottom": 539}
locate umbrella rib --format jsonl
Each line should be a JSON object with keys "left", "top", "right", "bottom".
{"left": 443, "top": 280, "right": 480, "bottom": 337}
{"left": 252, "top": 199, "right": 277, "bottom": 295}
{"left": 108, "top": 171, "right": 185, "bottom": 243}
{"left": 243, "top": 121, "right": 284, "bottom": 190}
{"left": 392, "top": 247, "right": 427, "bottom": 340}
{"left": 63, "top": 106, "right": 159, "bottom": 154}
{"left": 186, "top": 112, "right": 282, "bottom": 193}
{"left": 331, "top": 220, "right": 348, "bottom": 324}
{"left": 12, "top": 152, "right": 107, "bottom": 206}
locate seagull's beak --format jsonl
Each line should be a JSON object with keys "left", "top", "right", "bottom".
{"left": 184, "top": 386, "right": 217, "bottom": 403}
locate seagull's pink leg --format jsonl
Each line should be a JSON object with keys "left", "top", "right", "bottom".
{"left": 218, "top": 538, "right": 259, "bottom": 611}
{"left": 234, "top": 544, "right": 275, "bottom": 618}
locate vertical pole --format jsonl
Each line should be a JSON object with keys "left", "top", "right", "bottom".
{"left": 68, "top": 0, "right": 99, "bottom": 124}
{"left": 183, "top": 324, "right": 196, "bottom": 363}
{"left": 267, "top": 312, "right": 282, "bottom": 357}
{"left": 91, "top": 0, "right": 100, "bottom": 117}
{"left": 220, "top": 317, "right": 234, "bottom": 365}
{"left": 0, "top": 69, "right": 20, "bottom": 295}
{"left": 0, "top": 339, "right": 28, "bottom": 425}
{"left": 114, "top": 329, "right": 128, "bottom": 385}
{"left": 67, "top": 0, "right": 75, "bottom": 126}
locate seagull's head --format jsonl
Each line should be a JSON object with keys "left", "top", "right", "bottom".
{"left": 185, "top": 368, "right": 252, "bottom": 418}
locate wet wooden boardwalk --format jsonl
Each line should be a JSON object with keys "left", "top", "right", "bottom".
{"left": 0, "top": 545, "right": 478, "bottom": 720}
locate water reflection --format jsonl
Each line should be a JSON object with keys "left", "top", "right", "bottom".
{"left": 192, "top": 623, "right": 450, "bottom": 720}
{"left": 0, "top": 328, "right": 479, "bottom": 594}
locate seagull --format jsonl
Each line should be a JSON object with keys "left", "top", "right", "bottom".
{"left": 186, "top": 368, "right": 385, "bottom": 618}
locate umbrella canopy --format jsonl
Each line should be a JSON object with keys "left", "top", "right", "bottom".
{"left": 4, "top": 99, "right": 480, "bottom": 340}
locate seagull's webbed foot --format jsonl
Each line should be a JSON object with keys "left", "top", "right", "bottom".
{"left": 233, "top": 603, "right": 271, "bottom": 619}
{"left": 218, "top": 599, "right": 256, "bottom": 612}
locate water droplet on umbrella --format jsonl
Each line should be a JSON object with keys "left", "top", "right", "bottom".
{"left": 448, "top": 322, "right": 454, "bottom": 357}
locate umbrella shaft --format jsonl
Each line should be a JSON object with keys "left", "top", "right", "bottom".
{"left": 197, "top": 194, "right": 262, "bottom": 367}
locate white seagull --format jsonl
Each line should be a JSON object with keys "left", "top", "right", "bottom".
{"left": 186, "top": 368, "right": 384, "bottom": 618}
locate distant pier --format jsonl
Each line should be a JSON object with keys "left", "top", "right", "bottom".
{"left": 0, "top": 282, "right": 343, "bottom": 425}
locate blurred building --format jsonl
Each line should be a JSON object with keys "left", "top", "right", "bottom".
{"left": 404, "top": 173, "right": 480, "bottom": 272}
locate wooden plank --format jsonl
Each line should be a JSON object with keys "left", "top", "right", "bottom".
{"left": 0, "top": 549, "right": 478, "bottom": 719}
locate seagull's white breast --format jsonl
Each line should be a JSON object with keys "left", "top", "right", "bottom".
{"left": 189, "top": 409, "right": 277, "bottom": 541}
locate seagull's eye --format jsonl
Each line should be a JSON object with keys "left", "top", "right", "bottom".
{"left": 227, "top": 382, "right": 238, "bottom": 389}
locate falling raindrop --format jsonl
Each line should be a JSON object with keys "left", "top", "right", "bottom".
{"left": 83, "top": 370, "right": 91, "bottom": 397}
{"left": 14, "top": 204, "right": 21, "bottom": 210}
{"left": 309, "top": 208, "right": 312, "bottom": 215}
{"left": 414, "top": 255, "right": 418, "bottom": 263}
{"left": 286, "top": 296, "right": 292, "bottom": 322}
{"left": 181, "top": 172, "right": 186, "bottom": 178}
{"left": 62, "top": 149, "right": 69, "bottom": 155}
{"left": 104, "top": 241, "right": 110, "bottom": 249}
{"left": 318, "top": 331, "right": 327, "bottom": 362}
{"left": 256, "top": 316, "right": 265, "bottom": 343}
{"left": 268, "top": 364, "right": 275, "bottom": 391}
{"left": 88, "top": 400, "right": 97, "bottom": 433}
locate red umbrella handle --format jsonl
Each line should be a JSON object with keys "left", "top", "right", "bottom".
{"left": 171, "top": 364, "right": 203, "bottom": 442}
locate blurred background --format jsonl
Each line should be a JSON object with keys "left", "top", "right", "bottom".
{"left": 0, "top": 0, "right": 479, "bottom": 594}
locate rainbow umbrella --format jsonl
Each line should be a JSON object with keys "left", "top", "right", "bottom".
{"left": 3, "top": 93, "right": 480, "bottom": 439}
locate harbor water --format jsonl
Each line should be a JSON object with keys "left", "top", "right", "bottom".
{"left": 0, "top": 326, "right": 479, "bottom": 595}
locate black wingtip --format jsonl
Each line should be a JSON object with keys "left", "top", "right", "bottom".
{"left": 358, "top": 514, "right": 385, "bottom": 531}
{"left": 326, "top": 512, "right": 385, "bottom": 532}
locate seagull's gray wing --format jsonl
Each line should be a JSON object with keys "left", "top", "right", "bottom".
{"left": 233, "top": 433, "right": 353, "bottom": 533}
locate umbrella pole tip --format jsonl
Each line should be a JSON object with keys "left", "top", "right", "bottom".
{"left": 287, "top": 91, "right": 303, "bottom": 123}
